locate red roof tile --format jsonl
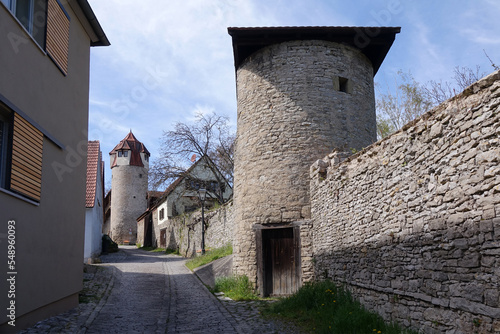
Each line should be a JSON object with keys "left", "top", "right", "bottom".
{"left": 110, "top": 131, "right": 150, "bottom": 168}
{"left": 86, "top": 141, "right": 101, "bottom": 208}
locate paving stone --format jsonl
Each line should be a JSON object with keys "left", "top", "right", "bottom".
{"left": 20, "top": 246, "right": 304, "bottom": 334}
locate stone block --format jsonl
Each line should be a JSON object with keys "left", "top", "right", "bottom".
{"left": 432, "top": 271, "right": 448, "bottom": 282}
{"left": 429, "top": 218, "right": 445, "bottom": 231}
{"left": 480, "top": 219, "right": 494, "bottom": 232}
{"left": 452, "top": 238, "right": 469, "bottom": 249}
{"left": 429, "top": 123, "right": 443, "bottom": 138}
{"left": 301, "top": 205, "right": 311, "bottom": 219}
{"left": 450, "top": 297, "right": 500, "bottom": 318}
{"left": 458, "top": 253, "right": 480, "bottom": 268}
{"left": 461, "top": 283, "right": 485, "bottom": 302}
{"left": 447, "top": 213, "right": 467, "bottom": 224}
{"left": 431, "top": 297, "right": 450, "bottom": 307}
{"left": 485, "top": 166, "right": 500, "bottom": 178}
{"left": 494, "top": 218, "right": 500, "bottom": 240}
{"left": 476, "top": 149, "right": 500, "bottom": 163}
{"left": 485, "top": 289, "right": 499, "bottom": 307}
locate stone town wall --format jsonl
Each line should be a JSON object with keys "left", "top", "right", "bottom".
{"left": 233, "top": 39, "right": 377, "bottom": 286}
{"left": 162, "top": 202, "right": 234, "bottom": 257}
{"left": 310, "top": 70, "right": 500, "bottom": 333}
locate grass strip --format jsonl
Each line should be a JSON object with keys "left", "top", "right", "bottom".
{"left": 214, "top": 275, "right": 260, "bottom": 301}
{"left": 185, "top": 244, "right": 232, "bottom": 270}
{"left": 262, "top": 280, "right": 418, "bottom": 334}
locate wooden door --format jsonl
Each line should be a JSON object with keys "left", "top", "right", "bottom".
{"left": 263, "top": 228, "right": 298, "bottom": 296}
{"left": 144, "top": 214, "right": 153, "bottom": 247}
{"left": 160, "top": 229, "right": 166, "bottom": 249}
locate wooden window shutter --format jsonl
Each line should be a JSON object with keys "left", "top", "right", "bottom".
{"left": 46, "top": 0, "right": 70, "bottom": 75}
{"left": 10, "top": 114, "right": 43, "bottom": 201}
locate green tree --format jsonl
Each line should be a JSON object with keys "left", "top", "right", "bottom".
{"left": 376, "top": 70, "right": 432, "bottom": 139}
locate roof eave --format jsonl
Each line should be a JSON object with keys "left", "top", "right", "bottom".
{"left": 228, "top": 26, "right": 401, "bottom": 76}
{"left": 76, "top": 0, "right": 110, "bottom": 47}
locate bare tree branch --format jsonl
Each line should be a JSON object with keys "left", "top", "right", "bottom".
{"left": 150, "top": 112, "right": 235, "bottom": 203}
{"left": 377, "top": 65, "right": 487, "bottom": 139}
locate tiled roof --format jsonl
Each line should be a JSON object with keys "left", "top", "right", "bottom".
{"left": 135, "top": 156, "right": 206, "bottom": 221}
{"left": 148, "top": 190, "right": 164, "bottom": 198}
{"left": 86, "top": 141, "right": 101, "bottom": 208}
{"left": 135, "top": 155, "right": 232, "bottom": 222}
{"left": 110, "top": 131, "right": 150, "bottom": 168}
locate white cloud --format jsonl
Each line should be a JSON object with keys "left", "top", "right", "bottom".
{"left": 87, "top": 0, "right": 500, "bottom": 187}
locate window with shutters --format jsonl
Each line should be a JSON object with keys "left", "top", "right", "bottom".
{"left": 46, "top": 0, "right": 70, "bottom": 74}
{"left": 0, "top": 102, "right": 43, "bottom": 202}
{"left": 2, "top": 0, "right": 71, "bottom": 75}
{"left": 1, "top": 0, "right": 47, "bottom": 48}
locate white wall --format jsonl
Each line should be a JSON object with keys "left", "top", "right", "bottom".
{"left": 84, "top": 159, "right": 104, "bottom": 262}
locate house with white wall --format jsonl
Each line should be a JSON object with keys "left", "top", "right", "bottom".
{"left": 84, "top": 140, "right": 104, "bottom": 263}
{"left": 137, "top": 155, "right": 232, "bottom": 248}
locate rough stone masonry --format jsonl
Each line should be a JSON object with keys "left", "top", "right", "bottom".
{"left": 311, "top": 70, "right": 500, "bottom": 333}
{"left": 232, "top": 37, "right": 378, "bottom": 292}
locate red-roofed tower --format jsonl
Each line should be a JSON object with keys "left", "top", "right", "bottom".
{"left": 109, "top": 131, "right": 150, "bottom": 244}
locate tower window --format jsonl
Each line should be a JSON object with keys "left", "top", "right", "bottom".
{"left": 333, "top": 76, "right": 352, "bottom": 94}
{"left": 159, "top": 208, "right": 165, "bottom": 220}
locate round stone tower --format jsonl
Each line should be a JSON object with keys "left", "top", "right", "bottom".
{"left": 109, "top": 131, "right": 150, "bottom": 244}
{"left": 228, "top": 26, "right": 400, "bottom": 295}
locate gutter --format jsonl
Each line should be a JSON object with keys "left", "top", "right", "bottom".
{"left": 76, "top": 0, "right": 110, "bottom": 47}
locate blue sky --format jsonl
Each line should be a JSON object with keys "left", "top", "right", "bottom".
{"left": 86, "top": 0, "right": 500, "bottom": 189}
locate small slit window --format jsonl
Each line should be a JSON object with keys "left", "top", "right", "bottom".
{"left": 333, "top": 76, "right": 352, "bottom": 94}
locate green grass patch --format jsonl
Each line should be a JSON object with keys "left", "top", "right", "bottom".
{"left": 139, "top": 246, "right": 156, "bottom": 251}
{"left": 185, "top": 244, "right": 232, "bottom": 270}
{"left": 139, "top": 246, "right": 167, "bottom": 253}
{"left": 165, "top": 248, "right": 180, "bottom": 255}
{"left": 262, "top": 280, "right": 417, "bottom": 334}
{"left": 150, "top": 247, "right": 166, "bottom": 253}
{"left": 214, "top": 275, "right": 260, "bottom": 301}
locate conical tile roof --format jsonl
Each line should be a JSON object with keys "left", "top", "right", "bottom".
{"left": 110, "top": 131, "right": 150, "bottom": 168}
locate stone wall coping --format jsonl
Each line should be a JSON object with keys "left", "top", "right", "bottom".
{"left": 312, "top": 69, "right": 500, "bottom": 175}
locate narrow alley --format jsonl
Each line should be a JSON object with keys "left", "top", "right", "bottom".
{"left": 21, "top": 247, "right": 302, "bottom": 334}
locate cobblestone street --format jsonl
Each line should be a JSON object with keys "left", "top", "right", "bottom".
{"left": 21, "top": 246, "right": 302, "bottom": 334}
